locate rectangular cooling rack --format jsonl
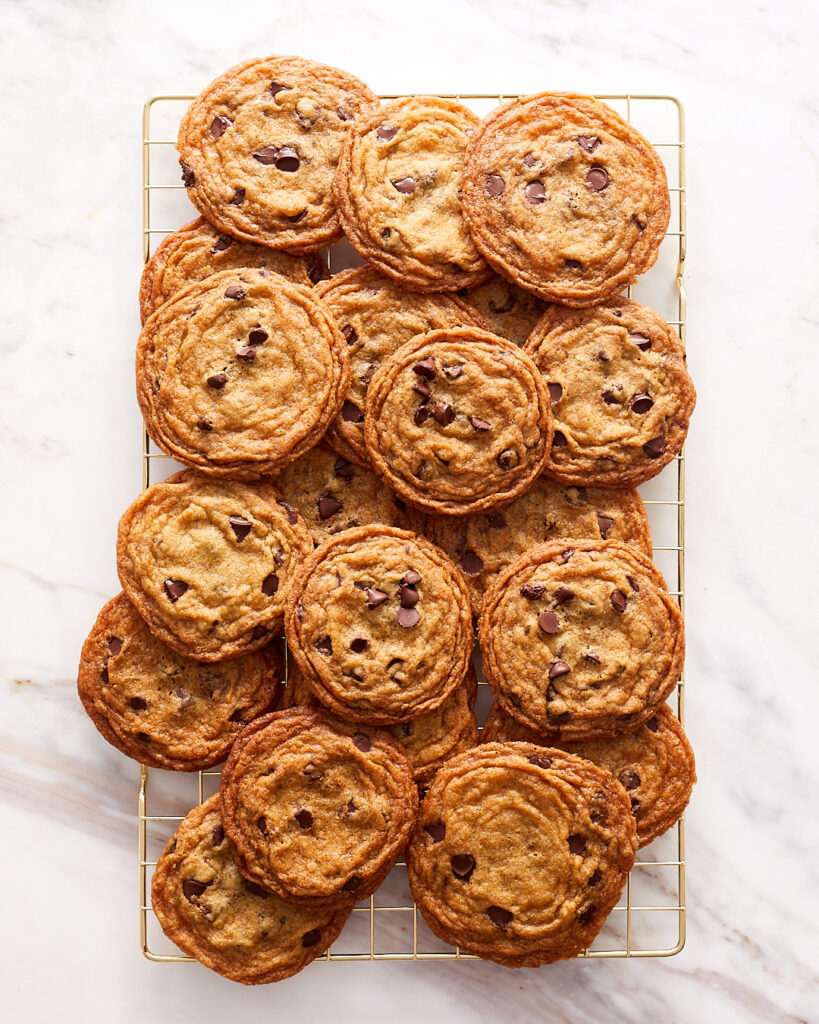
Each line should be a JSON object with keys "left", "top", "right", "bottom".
{"left": 139, "top": 92, "right": 687, "bottom": 964}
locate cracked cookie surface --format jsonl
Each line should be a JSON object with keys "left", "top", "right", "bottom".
{"left": 116, "top": 470, "right": 312, "bottom": 661}
{"left": 177, "top": 56, "right": 377, "bottom": 252}
{"left": 406, "top": 742, "right": 637, "bottom": 966}
{"left": 334, "top": 97, "right": 491, "bottom": 291}
{"left": 220, "top": 707, "right": 418, "bottom": 907}
{"left": 284, "top": 525, "right": 473, "bottom": 725}
{"left": 152, "top": 795, "right": 351, "bottom": 983}
{"left": 364, "top": 328, "right": 553, "bottom": 515}
{"left": 462, "top": 93, "right": 670, "bottom": 306}
{"left": 315, "top": 266, "right": 484, "bottom": 466}
{"left": 481, "top": 702, "right": 695, "bottom": 847}
{"left": 525, "top": 297, "right": 695, "bottom": 487}
{"left": 77, "top": 593, "right": 284, "bottom": 769}
{"left": 137, "top": 267, "right": 349, "bottom": 479}
{"left": 478, "top": 540, "right": 684, "bottom": 740}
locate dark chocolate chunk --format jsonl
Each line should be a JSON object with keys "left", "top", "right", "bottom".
{"left": 163, "top": 579, "right": 188, "bottom": 602}
{"left": 392, "top": 176, "right": 415, "bottom": 194}
{"left": 548, "top": 382, "right": 563, "bottom": 403}
{"left": 554, "top": 586, "right": 575, "bottom": 605}
{"left": 301, "top": 928, "right": 321, "bottom": 947}
{"left": 548, "top": 660, "right": 571, "bottom": 678}
{"left": 182, "top": 879, "right": 209, "bottom": 901}
{"left": 209, "top": 115, "right": 232, "bottom": 139}
{"left": 341, "top": 401, "right": 363, "bottom": 423}
{"left": 353, "top": 733, "right": 371, "bottom": 752}
{"left": 377, "top": 125, "right": 398, "bottom": 141}
{"left": 179, "top": 161, "right": 195, "bottom": 187}
{"left": 295, "top": 809, "right": 314, "bottom": 829}
{"left": 525, "top": 181, "right": 546, "bottom": 204}
{"left": 470, "top": 417, "right": 491, "bottom": 431}
{"left": 585, "top": 166, "right": 609, "bottom": 191}
{"left": 610, "top": 589, "right": 628, "bottom": 613}
{"left": 224, "top": 283, "right": 246, "bottom": 300}
{"left": 229, "top": 515, "right": 252, "bottom": 541}
{"left": 248, "top": 327, "right": 268, "bottom": 346}
{"left": 538, "top": 611, "right": 560, "bottom": 634}
{"left": 460, "top": 550, "right": 484, "bottom": 576}
{"left": 207, "top": 372, "right": 227, "bottom": 389}
{"left": 350, "top": 637, "right": 368, "bottom": 653}
{"left": 631, "top": 393, "right": 654, "bottom": 414}
{"left": 552, "top": 431, "right": 568, "bottom": 448}
{"left": 397, "top": 607, "right": 420, "bottom": 628}
{"left": 487, "top": 906, "right": 513, "bottom": 930}
{"left": 366, "top": 588, "right": 388, "bottom": 609}
{"left": 520, "top": 583, "right": 545, "bottom": 600}
{"left": 262, "top": 573, "right": 279, "bottom": 596}
{"left": 424, "top": 822, "right": 446, "bottom": 843}
{"left": 568, "top": 834, "right": 587, "bottom": 855}
{"left": 333, "top": 457, "right": 355, "bottom": 482}
{"left": 432, "top": 403, "right": 454, "bottom": 426}
{"left": 576, "top": 136, "right": 601, "bottom": 153}
{"left": 318, "top": 494, "right": 343, "bottom": 520}
{"left": 450, "top": 854, "right": 475, "bottom": 880}
{"left": 485, "top": 174, "right": 505, "bottom": 196}
{"left": 413, "top": 357, "right": 437, "bottom": 379}
{"left": 597, "top": 514, "right": 615, "bottom": 538}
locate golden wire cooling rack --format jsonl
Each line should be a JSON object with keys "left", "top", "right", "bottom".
{"left": 138, "top": 92, "right": 688, "bottom": 964}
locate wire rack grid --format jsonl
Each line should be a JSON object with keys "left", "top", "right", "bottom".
{"left": 138, "top": 92, "right": 687, "bottom": 965}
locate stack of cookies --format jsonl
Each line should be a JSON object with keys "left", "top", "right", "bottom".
{"left": 78, "top": 54, "right": 697, "bottom": 983}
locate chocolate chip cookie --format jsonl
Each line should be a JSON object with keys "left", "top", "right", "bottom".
{"left": 284, "top": 525, "right": 473, "bottom": 725}
{"left": 177, "top": 56, "right": 377, "bottom": 252}
{"left": 333, "top": 97, "right": 491, "bottom": 291}
{"left": 364, "top": 328, "right": 553, "bottom": 515}
{"left": 220, "top": 707, "right": 418, "bottom": 907}
{"left": 137, "top": 267, "right": 349, "bottom": 479}
{"left": 481, "top": 702, "right": 695, "bottom": 848}
{"left": 426, "top": 478, "right": 651, "bottom": 616}
{"left": 281, "top": 661, "right": 479, "bottom": 787}
{"left": 116, "top": 470, "right": 312, "bottom": 662}
{"left": 525, "top": 297, "right": 695, "bottom": 487}
{"left": 458, "top": 273, "right": 548, "bottom": 347}
{"left": 462, "top": 93, "right": 670, "bottom": 306}
{"left": 406, "top": 742, "right": 638, "bottom": 966}
{"left": 271, "top": 442, "right": 424, "bottom": 546}
{"left": 314, "top": 266, "right": 484, "bottom": 466}
{"left": 152, "top": 795, "right": 351, "bottom": 983}
{"left": 139, "top": 217, "right": 314, "bottom": 324}
{"left": 77, "top": 593, "right": 284, "bottom": 770}
{"left": 478, "top": 540, "right": 684, "bottom": 740}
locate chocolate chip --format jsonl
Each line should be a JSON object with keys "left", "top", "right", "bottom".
{"left": 487, "top": 906, "right": 513, "bottom": 930}
{"left": 99, "top": 667, "right": 109, "bottom": 684}
{"left": 597, "top": 351, "right": 611, "bottom": 362}
{"left": 107, "top": 637, "right": 122, "bottom": 657}
{"left": 488, "top": 290, "right": 515, "bottom": 314}
{"left": 424, "top": 822, "right": 446, "bottom": 843}
{"left": 318, "top": 494, "right": 343, "bottom": 520}
{"left": 224, "top": 284, "right": 245, "bottom": 300}
{"left": 163, "top": 579, "right": 188, "bottom": 602}
{"left": 470, "top": 417, "right": 491, "bottom": 431}
{"left": 590, "top": 809, "right": 605, "bottom": 825}
{"left": 538, "top": 611, "right": 559, "bottom": 634}
{"left": 262, "top": 573, "right": 279, "bottom": 596}
{"left": 485, "top": 174, "right": 505, "bottom": 196}
{"left": 341, "top": 401, "right": 363, "bottom": 423}
{"left": 229, "top": 515, "right": 252, "bottom": 541}
{"left": 253, "top": 146, "right": 279, "bottom": 165}
{"left": 350, "top": 637, "right": 368, "bottom": 653}
{"left": 341, "top": 324, "right": 357, "bottom": 346}
{"left": 597, "top": 514, "right": 615, "bottom": 539}
{"left": 630, "top": 333, "right": 651, "bottom": 351}
{"left": 626, "top": 575, "right": 640, "bottom": 593}
{"left": 246, "top": 880, "right": 270, "bottom": 899}
{"left": 301, "top": 928, "right": 321, "bottom": 947}
{"left": 353, "top": 733, "right": 371, "bottom": 752}
{"left": 559, "top": 548, "right": 575, "bottom": 564}
{"left": 276, "top": 146, "right": 300, "bottom": 172}
{"left": 377, "top": 125, "right": 398, "bottom": 141}
{"left": 451, "top": 854, "right": 475, "bottom": 880}
{"left": 129, "top": 696, "right": 147, "bottom": 711}
{"left": 413, "top": 380, "right": 431, "bottom": 399}
{"left": 525, "top": 181, "right": 546, "bottom": 204}
{"left": 568, "top": 834, "right": 587, "bottom": 855}
{"left": 549, "top": 660, "right": 571, "bottom": 678}
{"left": 207, "top": 372, "right": 227, "bottom": 389}
{"left": 180, "top": 161, "right": 195, "bottom": 187}
{"left": 257, "top": 816, "right": 268, "bottom": 835}
{"left": 630, "top": 797, "right": 641, "bottom": 813}
{"left": 337, "top": 106, "right": 352, "bottom": 121}
{"left": 588, "top": 869, "right": 602, "bottom": 886}
{"left": 577, "top": 904, "right": 597, "bottom": 925}
{"left": 251, "top": 625, "right": 268, "bottom": 640}
{"left": 211, "top": 235, "right": 232, "bottom": 253}
{"left": 555, "top": 586, "right": 575, "bottom": 605}
{"left": 413, "top": 357, "right": 437, "bottom": 379}
{"left": 552, "top": 431, "right": 568, "bottom": 448}
{"left": 646, "top": 715, "right": 659, "bottom": 732}
{"left": 392, "top": 176, "right": 415, "bottom": 193}
{"left": 397, "top": 607, "right": 420, "bottom": 628}
{"left": 209, "top": 115, "right": 231, "bottom": 139}
{"left": 432, "top": 403, "right": 454, "bottom": 426}
{"left": 547, "top": 382, "right": 563, "bottom": 403}
{"left": 314, "top": 636, "right": 333, "bottom": 657}
{"left": 577, "top": 135, "right": 601, "bottom": 153}
{"left": 497, "top": 449, "right": 518, "bottom": 471}
{"left": 236, "top": 345, "right": 257, "bottom": 362}
{"left": 631, "top": 393, "right": 654, "bottom": 414}
{"left": 565, "top": 259, "right": 583, "bottom": 270}
{"left": 182, "top": 879, "right": 209, "bottom": 901}
{"left": 285, "top": 210, "right": 306, "bottom": 223}
{"left": 486, "top": 512, "right": 507, "bottom": 529}
{"left": 270, "top": 81, "right": 289, "bottom": 97}
{"left": 381, "top": 227, "right": 392, "bottom": 241}
{"left": 520, "top": 583, "right": 544, "bottom": 600}
{"left": 528, "top": 754, "right": 552, "bottom": 769}
{"left": 330, "top": 457, "right": 354, "bottom": 483}
{"left": 399, "top": 584, "right": 419, "bottom": 607}
{"left": 277, "top": 499, "right": 298, "bottom": 525}
{"left": 460, "top": 551, "right": 484, "bottom": 576}
{"left": 295, "top": 809, "right": 314, "bottom": 829}
{"left": 414, "top": 403, "right": 431, "bottom": 425}
{"left": 443, "top": 363, "right": 464, "bottom": 379}
{"left": 509, "top": 692, "right": 521, "bottom": 709}
{"left": 230, "top": 188, "right": 245, "bottom": 205}
{"left": 584, "top": 651, "right": 602, "bottom": 664}
{"left": 341, "top": 876, "right": 361, "bottom": 893}
{"left": 211, "top": 825, "right": 225, "bottom": 847}
{"left": 523, "top": 152, "right": 538, "bottom": 167}
{"left": 632, "top": 214, "right": 646, "bottom": 232}
{"left": 610, "top": 589, "right": 627, "bottom": 613}
{"left": 643, "top": 436, "right": 666, "bottom": 458}
{"left": 360, "top": 364, "right": 375, "bottom": 386}
{"left": 366, "top": 588, "right": 387, "bottom": 608}
{"left": 228, "top": 708, "right": 245, "bottom": 723}
{"left": 619, "top": 768, "right": 641, "bottom": 791}
{"left": 248, "top": 327, "right": 268, "bottom": 346}
{"left": 602, "top": 390, "right": 620, "bottom": 406}
{"left": 586, "top": 167, "right": 609, "bottom": 191}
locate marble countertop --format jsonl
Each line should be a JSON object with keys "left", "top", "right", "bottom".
{"left": 2, "top": 0, "right": 818, "bottom": 1021}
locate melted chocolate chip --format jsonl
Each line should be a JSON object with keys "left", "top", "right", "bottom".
{"left": 577, "top": 904, "right": 597, "bottom": 925}
{"left": 520, "top": 583, "right": 545, "bottom": 600}
{"left": 597, "top": 514, "right": 615, "bottom": 538}
{"left": 602, "top": 390, "right": 620, "bottom": 406}
{"left": 487, "top": 512, "right": 507, "bottom": 529}
{"left": 341, "top": 876, "right": 361, "bottom": 893}
{"left": 432, "top": 403, "right": 454, "bottom": 426}
{"left": 262, "top": 573, "right": 279, "bottom": 596}
{"left": 277, "top": 499, "right": 298, "bottom": 524}
{"left": 413, "top": 357, "right": 437, "bottom": 379}
{"left": 630, "top": 333, "right": 651, "bottom": 351}
{"left": 301, "top": 928, "right": 321, "bottom": 947}
{"left": 341, "top": 401, "right": 363, "bottom": 423}
{"left": 568, "top": 834, "right": 587, "bottom": 855}
{"left": 377, "top": 125, "right": 398, "bottom": 141}
{"left": 414, "top": 403, "right": 431, "bottom": 426}
{"left": 632, "top": 214, "right": 646, "bottom": 232}
{"left": 366, "top": 588, "right": 388, "bottom": 609}
{"left": 549, "top": 661, "right": 571, "bottom": 679}
{"left": 399, "top": 583, "right": 419, "bottom": 608}
{"left": 318, "top": 494, "right": 343, "bottom": 520}
{"left": 270, "top": 81, "right": 289, "bottom": 97}
{"left": 129, "top": 696, "right": 147, "bottom": 711}
{"left": 424, "top": 822, "right": 446, "bottom": 843}
{"left": 163, "top": 579, "right": 188, "bottom": 602}
{"left": 108, "top": 637, "right": 122, "bottom": 657}
{"left": 470, "top": 417, "right": 491, "bottom": 431}
{"left": 257, "top": 817, "right": 268, "bottom": 835}
{"left": 228, "top": 708, "right": 245, "bottom": 723}
{"left": 631, "top": 393, "right": 654, "bottom": 414}
{"left": 333, "top": 457, "right": 354, "bottom": 482}
{"left": 180, "top": 162, "right": 195, "bottom": 187}
{"left": 224, "top": 283, "right": 245, "bottom": 300}
{"left": 497, "top": 449, "right": 518, "bottom": 471}
{"left": 236, "top": 345, "right": 256, "bottom": 362}
{"left": 646, "top": 715, "right": 659, "bottom": 732}
{"left": 99, "top": 667, "right": 109, "bottom": 684}
{"left": 538, "top": 611, "right": 560, "bottom": 634}
{"left": 460, "top": 551, "right": 484, "bottom": 576}
{"left": 610, "top": 589, "right": 628, "bottom": 613}
{"left": 552, "top": 431, "right": 568, "bottom": 448}
{"left": 528, "top": 754, "right": 552, "bottom": 769}
{"left": 619, "top": 768, "right": 641, "bottom": 791}
{"left": 295, "top": 808, "right": 314, "bottom": 829}
{"left": 211, "top": 825, "right": 225, "bottom": 847}
{"left": 207, "top": 372, "right": 227, "bottom": 389}
{"left": 548, "top": 382, "right": 563, "bottom": 403}
{"left": 248, "top": 327, "right": 268, "bottom": 346}
{"left": 626, "top": 575, "right": 640, "bottom": 593}
{"left": 523, "top": 152, "right": 538, "bottom": 167}
{"left": 402, "top": 569, "right": 422, "bottom": 586}
{"left": 524, "top": 181, "right": 546, "bottom": 204}
{"left": 246, "top": 881, "right": 270, "bottom": 899}
{"left": 230, "top": 188, "right": 245, "bottom": 205}
{"left": 487, "top": 906, "right": 513, "bottom": 930}
{"left": 588, "top": 869, "right": 603, "bottom": 886}
{"left": 337, "top": 106, "right": 352, "bottom": 121}
{"left": 314, "top": 636, "right": 333, "bottom": 656}
{"left": 353, "top": 733, "right": 371, "bottom": 752}
{"left": 211, "top": 235, "right": 232, "bottom": 253}
{"left": 485, "top": 174, "right": 505, "bottom": 196}
{"left": 274, "top": 146, "right": 300, "bottom": 171}
{"left": 392, "top": 176, "right": 415, "bottom": 194}
{"left": 559, "top": 548, "right": 575, "bottom": 564}
{"left": 443, "top": 363, "right": 464, "bottom": 379}
{"left": 577, "top": 135, "right": 601, "bottom": 153}
{"left": 253, "top": 146, "right": 279, "bottom": 165}
{"left": 397, "top": 607, "right": 420, "bottom": 628}
{"left": 643, "top": 436, "right": 666, "bottom": 458}
{"left": 451, "top": 854, "right": 475, "bottom": 880}
{"left": 182, "top": 879, "right": 209, "bottom": 901}
{"left": 209, "top": 115, "right": 232, "bottom": 139}
{"left": 251, "top": 625, "right": 268, "bottom": 641}
{"left": 585, "top": 167, "right": 609, "bottom": 191}
{"left": 565, "top": 259, "right": 583, "bottom": 270}
{"left": 229, "top": 515, "right": 252, "bottom": 541}
{"left": 350, "top": 637, "right": 368, "bottom": 653}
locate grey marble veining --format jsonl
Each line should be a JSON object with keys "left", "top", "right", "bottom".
{"left": 2, "top": 0, "right": 818, "bottom": 1021}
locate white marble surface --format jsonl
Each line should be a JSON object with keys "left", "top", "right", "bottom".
{"left": 2, "top": 0, "right": 819, "bottom": 1020}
